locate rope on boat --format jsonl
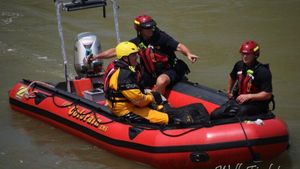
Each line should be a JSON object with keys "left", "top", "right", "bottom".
{"left": 23, "top": 81, "right": 53, "bottom": 99}
{"left": 23, "top": 83, "right": 114, "bottom": 125}
{"left": 52, "top": 98, "right": 114, "bottom": 125}
{"left": 237, "top": 116, "right": 262, "bottom": 163}
{"left": 159, "top": 127, "right": 204, "bottom": 137}
{"left": 25, "top": 87, "right": 205, "bottom": 135}
{"left": 50, "top": 93, "right": 115, "bottom": 124}
{"left": 51, "top": 94, "right": 75, "bottom": 108}
{"left": 23, "top": 81, "right": 206, "bottom": 136}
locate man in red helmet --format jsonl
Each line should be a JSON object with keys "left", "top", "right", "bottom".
{"left": 211, "top": 40, "right": 273, "bottom": 119}
{"left": 130, "top": 14, "right": 198, "bottom": 94}
{"left": 91, "top": 14, "right": 199, "bottom": 94}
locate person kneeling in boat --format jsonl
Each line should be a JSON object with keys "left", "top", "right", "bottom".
{"left": 211, "top": 40, "right": 273, "bottom": 119}
{"left": 105, "top": 41, "right": 209, "bottom": 125}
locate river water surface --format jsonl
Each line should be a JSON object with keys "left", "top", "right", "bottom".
{"left": 1, "top": 0, "right": 300, "bottom": 169}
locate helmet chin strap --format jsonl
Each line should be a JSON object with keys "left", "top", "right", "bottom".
{"left": 122, "top": 56, "right": 134, "bottom": 67}
{"left": 124, "top": 56, "right": 137, "bottom": 72}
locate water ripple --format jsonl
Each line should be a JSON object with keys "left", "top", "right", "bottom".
{"left": 0, "top": 11, "right": 23, "bottom": 25}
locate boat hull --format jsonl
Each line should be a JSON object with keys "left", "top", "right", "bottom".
{"left": 9, "top": 80, "right": 289, "bottom": 169}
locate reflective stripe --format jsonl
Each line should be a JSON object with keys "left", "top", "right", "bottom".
{"left": 104, "top": 67, "right": 115, "bottom": 92}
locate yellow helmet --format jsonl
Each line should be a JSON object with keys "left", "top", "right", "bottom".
{"left": 116, "top": 41, "right": 139, "bottom": 59}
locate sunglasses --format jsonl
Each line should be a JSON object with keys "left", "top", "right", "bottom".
{"left": 241, "top": 53, "right": 253, "bottom": 56}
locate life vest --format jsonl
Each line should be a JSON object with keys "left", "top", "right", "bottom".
{"left": 103, "top": 61, "right": 126, "bottom": 104}
{"left": 138, "top": 44, "right": 170, "bottom": 77}
{"left": 104, "top": 60, "right": 142, "bottom": 104}
{"left": 234, "top": 62, "right": 275, "bottom": 111}
{"left": 237, "top": 65, "right": 261, "bottom": 95}
{"left": 103, "top": 60, "right": 117, "bottom": 92}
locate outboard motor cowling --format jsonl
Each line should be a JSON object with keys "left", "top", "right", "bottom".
{"left": 74, "top": 32, "right": 103, "bottom": 78}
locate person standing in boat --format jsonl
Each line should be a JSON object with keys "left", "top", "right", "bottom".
{"left": 211, "top": 40, "right": 273, "bottom": 119}
{"left": 90, "top": 14, "right": 199, "bottom": 94}
{"left": 105, "top": 41, "right": 207, "bottom": 125}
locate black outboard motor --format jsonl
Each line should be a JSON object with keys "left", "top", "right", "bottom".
{"left": 74, "top": 32, "right": 103, "bottom": 78}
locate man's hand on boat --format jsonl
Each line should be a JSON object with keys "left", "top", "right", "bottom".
{"left": 87, "top": 54, "right": 94, "bottom": 64}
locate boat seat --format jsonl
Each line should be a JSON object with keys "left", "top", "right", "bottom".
{"left": 73, "top": 78, "right": 93, "bottom": 97}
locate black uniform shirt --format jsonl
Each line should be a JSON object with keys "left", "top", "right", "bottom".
{"left": 230, "top": 60, "right": 272, "bottom": 93}
{"left": 130, "top": 28, "right": 179, "bottom": 63}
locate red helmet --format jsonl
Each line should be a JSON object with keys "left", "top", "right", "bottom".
{"left": 239, "top": 40, "right": 260, "bottom": 57}
{"left": 134, "top": 15, "right": 157, "bottom": 30}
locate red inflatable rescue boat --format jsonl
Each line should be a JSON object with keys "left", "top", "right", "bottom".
{"left": 9, "top": 1, "right": 289, "bottom": 168}
{"left": 9, "top": 78, "right": 289, "bottom": 169}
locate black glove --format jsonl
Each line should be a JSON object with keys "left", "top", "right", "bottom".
{"left": 87, "top": 54, "right": 94, "bottom": 64}
{"left": 151, "top": 91, "right": 163, "bottom": 104}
